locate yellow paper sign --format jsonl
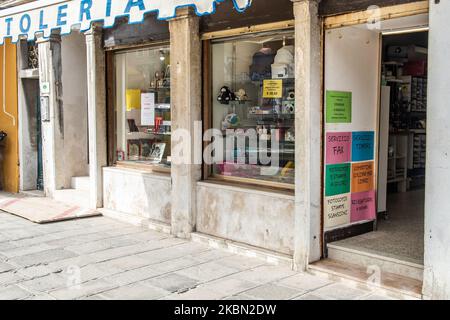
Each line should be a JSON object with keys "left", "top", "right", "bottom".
{"left": 263, "top": 79, "right": 283, "bottom": 98}
{"left": 126, "top": 89, "right": 141, "bottom": 111}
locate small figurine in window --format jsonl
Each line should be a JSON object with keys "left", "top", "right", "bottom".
{"left": 217, "top": 86, "right": 236, "bottom": 105}
{"left": 235, "top": 89, "right": 248, "bottom": 103}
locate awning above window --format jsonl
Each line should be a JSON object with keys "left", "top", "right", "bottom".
{"left": 0, "top": 0, "right": 252, "bottom": 44}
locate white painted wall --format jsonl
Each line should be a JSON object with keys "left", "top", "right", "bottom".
{"left": 323, "top": 26, "right": 380, "bottom": 230}
{"left": 324, "top": 26, "right": 380, "bottom": 133}
{"left": 61, "top": 31, "right": 89, "bottom": 186}
{"left": 423, "top": 0, "right": 450, "bottom": 300}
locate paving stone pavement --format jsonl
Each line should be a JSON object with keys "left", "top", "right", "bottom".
{"left": 0, "top": 211, "right": 403, "bottom": 300}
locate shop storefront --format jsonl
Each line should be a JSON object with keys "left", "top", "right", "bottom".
{"left": 2, "top": 0, "right": 450, "bottom": 299}
{"left": 197, "top": 2, "right": 297, "bottom": 255}
{"left": 101, "top": 15, "right": 173, "bottom": 224}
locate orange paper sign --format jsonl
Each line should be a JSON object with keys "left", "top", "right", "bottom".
{"left": 351, "top": 161, "right": 374, "bottom": 193}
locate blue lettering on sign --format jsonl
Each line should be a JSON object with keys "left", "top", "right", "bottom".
{"left": 352, "top": 131, "right": 375, "bottom": 162}
{"left": 106, "top": 0, "right": 113, "bottom": 17}
{"left": 125, "top": 0, "right": 145, "bottom": 13}
{"left": 57, "top": 4, "right": 68, "bottom": 26}
{"left": 20, "top": 14, "right": 31, "bottom": 33}
{"left": 39, "top": 10, "right": 48, "bottom": 29}
{"left": 80, "top": 0, "right": 93, "bottom": 21}
{"left": 0, "top": 0, "right": 253, "bottom": 45}
{"left": 5, "top": 17, "right": 13, "bottom": 36}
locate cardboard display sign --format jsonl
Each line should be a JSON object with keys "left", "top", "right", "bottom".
{"left": 326, "top": 91, "right": 352, "bottom": 123}
{"left": 325, "top": 163, "right": 351, "bottom": 197}
{"left": 326, "top": 132, "right": 351, "bottom": 164}
{"left": 325, "top": 194, "right": 351, "bottom": 228}
{"left": 351, "top": 190, "right": 376, "bottom": 222}
{"left": 352, "top": 131, "right": 375, "bottom": 161}
{"left": 351, "top": 161, "right": 374, "bottom": 193}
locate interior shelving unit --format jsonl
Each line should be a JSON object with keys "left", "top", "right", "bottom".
{"left": 387, "top": 133, "right": 408, "bottom": 192}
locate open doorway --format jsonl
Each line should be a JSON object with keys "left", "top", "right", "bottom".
{"left": 18, "top": 40, "right": 44, "bottom": 195}
{"left": 328, "top": 30, "right": 428, "bottom": 271}
{"left": 376, "top": 31, "right": 428, "bottom": 266}
{"left": 319, "top": 14, "right": 429, "bottom": 293}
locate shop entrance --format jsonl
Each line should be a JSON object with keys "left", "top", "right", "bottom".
{"left": 376, "top": 30, "right": 428, "bottom": 265}
{"left": 319, "top": 13, "right": 429, "bottom": 292}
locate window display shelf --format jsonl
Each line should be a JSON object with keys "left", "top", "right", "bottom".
{"left": 145, "top": 131, "right": 172, "bottom": 136}
{"left": 247, "top": 113, "right": 295, "bottom": 120}
{"left": 154, "top": 104, "right": 171, "bottom": 110}
{"left": 149, "top": 86, "right": 171, "bottom": 91}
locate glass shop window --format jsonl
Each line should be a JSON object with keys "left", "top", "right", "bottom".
{"left": 114, "top": 46, "right": 171, "bottom": 168}
{"left": 210, "top": 32, "right": 295, "bottom": 186}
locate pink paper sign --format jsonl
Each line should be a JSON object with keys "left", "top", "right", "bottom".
{"left": 351, "top": 190, "right": 376, "bottom": 222}
{"left": 326, "top": 132, "right": 351, "bottom": 164}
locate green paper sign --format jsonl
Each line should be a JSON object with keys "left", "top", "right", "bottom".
{"left": 326, "top": 91, "right": 352, "bottom": 123}
{"left": 326, "top": 163, "right": 351, "bottom": 196}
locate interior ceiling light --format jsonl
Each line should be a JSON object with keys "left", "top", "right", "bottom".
{"left": 382, "top": 26, "right": 429, "bottom": 36}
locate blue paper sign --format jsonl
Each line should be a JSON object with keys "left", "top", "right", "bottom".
{"left": 352, "top": 131, "right": 374, "bottom": 162}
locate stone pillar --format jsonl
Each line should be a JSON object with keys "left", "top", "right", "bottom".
{"left": 37, "top": 33, "right": 64, "bottom": 197}
{"left": 423, "top": 0, "right": 450, "bottom": 300}
{"left": 169, "top": 8, "right": 202, "bottom": 238}
{"left": 85, "top": 25, "right": 107, "bottom": 209}
{"left": 292, "top": 0, "right": 322, "bottom": 271}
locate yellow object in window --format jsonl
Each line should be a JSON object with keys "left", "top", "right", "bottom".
{"left": 263, "top": 79, "right": 283, "bottom": 98}
{"left": 281, "top": 161, "right": 295, "bottom": 177}
{"left": 126, "top": 89, "right": 141, "bottom": 111}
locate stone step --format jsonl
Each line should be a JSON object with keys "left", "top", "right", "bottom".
{"left": 53, "top": 189, "right": 90, "bottom": 208}
{"left": 309, "top": 259, "right": 422, "bottom": 299}
{"left": 191, "top": 232, "right": 293, "bottom": 268}
{"left": 327, "top": 242, "right": 424, "bottom": 281}
{"left": 71, "top": 176, "right": 90, "bottom": 192}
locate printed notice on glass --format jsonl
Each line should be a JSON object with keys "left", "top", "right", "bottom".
{"left": 263, "top": 80, "right": 283, "bottom": 98}
{"left": 141, "top": 93, "right": 156, "bottom": 126}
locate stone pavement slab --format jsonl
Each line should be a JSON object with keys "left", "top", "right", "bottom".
{"left": 0, "top": 210, "right": 403, "bottom": 300}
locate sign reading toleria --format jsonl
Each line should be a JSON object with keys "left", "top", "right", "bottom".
{"left": 0, "top": 0, "right": 252, "bottom": 44}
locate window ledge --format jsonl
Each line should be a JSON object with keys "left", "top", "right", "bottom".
{"left": 197, "top": 179, "right": 295, "bottom": 200}
{"left": 104, "top": 165, "right": 171, "bottom": 181}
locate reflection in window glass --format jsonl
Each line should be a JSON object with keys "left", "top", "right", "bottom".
{"left": 114, "top": 47, "right": 171, "bottom": 167}
{"left": 211, "top": 32, "right": 295, "bottom": 185}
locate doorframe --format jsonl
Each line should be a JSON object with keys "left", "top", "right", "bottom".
{"left": 320, "top": 5, "right": 430, "bottom": 258}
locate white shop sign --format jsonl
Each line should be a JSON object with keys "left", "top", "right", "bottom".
{"left": 0, "top": 0, "right": 252, "bottom": 44}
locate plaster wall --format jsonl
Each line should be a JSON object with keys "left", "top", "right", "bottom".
{"left": 196, "top": 182, "right": 295, "bottom": 255}
{"left": 0, "top": 40, "right": 18, "bottom": 192}
{"left": 103, "top": 167, "right": 172, "bottom": 224}
{"left": 61, "top": 32, "right": 89, "bottom": 185}
{"left": 423, "top": 0, "right": 450, "bottom": 300}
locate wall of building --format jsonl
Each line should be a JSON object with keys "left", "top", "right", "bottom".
{"left": 61, "top": 31, "right": 89, "bottom": 186}
{"left": 0, "top": 39, "right": 19, "bottom": 193}
{"left": 196, "top": 182, "right": 295, "bottom": 255}
{"left": 200, "top": 0, "right": 294, "bottom": 33}
{"left": 423, "top": 0, "right": 450, "bottom": 300}
{"left": 319, "top": 0, "right": 425, "bottom": 16}
{"left": 17, "top": 40, "right": 40, "bottom": 191}
{"left": 103, "top": 167, "right": 172, "bottom": 224}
